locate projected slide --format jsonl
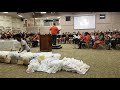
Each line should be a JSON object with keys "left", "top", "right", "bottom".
{"left": 74, "top": 15, "right": 95, "bottom": 29}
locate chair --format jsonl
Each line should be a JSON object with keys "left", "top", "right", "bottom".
{"left": 97, "top": 42, "right": 107, "bottom": 49}
{"left": 69, "top": 37, "right": 73, "bottom": 44}
{"left": 81, "top": 42, "right": 92, "bottom": 48}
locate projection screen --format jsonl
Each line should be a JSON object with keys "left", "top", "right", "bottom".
{"left": 74, "top": 15, "right": 95, "bottom": 29}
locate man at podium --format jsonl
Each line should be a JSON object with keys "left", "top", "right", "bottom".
{"left": 50, "top": 23, "right": 59, "bottom": 45}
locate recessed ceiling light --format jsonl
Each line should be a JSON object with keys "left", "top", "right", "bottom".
{"left": 40, "top": 12, "right": 46, "bottom": 14}
{"left": 18, "top": 15, "right": 23, "bottom": 17}
{"left": 3, "top": 12, "right": 8, "bottom": 13}
{"left": 57, "top": 17, "right": 60, "bottom": 18}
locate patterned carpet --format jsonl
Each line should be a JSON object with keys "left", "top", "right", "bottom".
{"left": 0, "top": 44, "right": 120, "bottom": 78}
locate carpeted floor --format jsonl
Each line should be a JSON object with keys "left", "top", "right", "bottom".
{"left": 0, "top": 44, "right": 120, "bottom": 78}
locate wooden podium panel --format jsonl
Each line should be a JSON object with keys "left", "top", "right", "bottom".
{"left": 40, "top": 34, "right": 52, "bottom": 52}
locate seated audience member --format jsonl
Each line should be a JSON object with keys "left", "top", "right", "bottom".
{"left": 91, "top": 32, "right": 95, "bottom": 46}
{"left": 7, "top": 31, "right": 11, "bottom": 39}
{"left": 73, "top": 33, "right": 80, "bottom": 45}
{"left": 36, "top": 34, "right": 40, "bottom": 41}
{"left": 25, "top": 35, "right": 30, "bottom": 43}
{"left": 79, "top": 32, "right": 91, "bottom": 49}
{"left": 110, "top": 32, "right": 117, "bottom": 49}
{"left": 16, "top": 34, "right": 30, "bottom": 53}
{"left": 72, "top": 32, "right": 76, "bottom": 44}
{"left": 32, "top": 34, "right": 38, "bottom": 47}
{"left": 116, "top": 33, "right": 120, "bottom": 44}
{"left": 68, "top": 33, "right": 74, "bottom": 44}
{"left": 1, "top": 33, "right": 6, "bottom": 39}
{"left": 22, "top": 32, "right": 26, "bottom": 40}
{"left": 61, "top": 33, "right": 66, "bottom": 44}
{"left": 94, "top": 33, "right": 99, "bottom": 41}
{"left": 12, "top": 33, "right": 17, "bottom": 39}
{"left": 104, "top": 32, "right": 112, "bottom": 50}
{"left": 65, "top": 32, "right": 69, "bottom": 44}
{"left": 93, "top": 32, "right": 105, "bottom": 49}
{"left": 79, "top": 33, "right": 83, "bottom": 41}
{"left": 57, "top": 35, "right": 61, "bottom": 44}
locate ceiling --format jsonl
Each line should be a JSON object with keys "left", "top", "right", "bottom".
{"left": 0, "top": 12, "right": 74, "bottom": 19}
{"left": 0, "top": 12, "right": 59, "bottom": 18}
{"left": 0, "top": 12, "right": 107, "bottom": 19}
{"left": 0, "top": 12, "right": 33, "bottom": 19}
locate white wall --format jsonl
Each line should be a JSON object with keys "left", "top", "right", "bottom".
{"left": 1, "top": 12, "right": 118, "bottom": 34}
{"left": 36, "top": 12, "right": 115, "bottom": 34}
{"left": 0, "top": 14, "right": 24, "bottom": 32}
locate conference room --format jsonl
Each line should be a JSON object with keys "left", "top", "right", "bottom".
{"left": 0, "top": 12, "right": 120, "bottom": 78}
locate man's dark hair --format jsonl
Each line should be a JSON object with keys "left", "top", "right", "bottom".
{"left": 53, "top": 23, "right": 56, "bottom": 25}
{"left": 15, "top": 34, "right": 21, "bottom": 38}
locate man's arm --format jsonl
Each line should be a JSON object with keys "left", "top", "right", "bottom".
{"left": 18, "top": 45, "right": 26, "bottom": 53}
{"left": 19, "top": 48, "right": 21, "bottom": 52}
{"left": 49, "top": 27, "right": 52, "bottom": 34}
{"left": 18, "top": 40, "right": 26, "bottom": 53}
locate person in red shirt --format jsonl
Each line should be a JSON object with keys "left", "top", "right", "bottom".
{"left": 79, "top": 34, "right": 83, "bottom": 41}
{"left": 50, "top": 23, "right": 59, "bottom": 45}
{"left": 78, "top": 32, "right": 91, "bottom": 49}
{"left": 93, "top": 32, "right": 105, "bottom": 49}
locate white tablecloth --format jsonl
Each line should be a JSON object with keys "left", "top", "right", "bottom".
{"left": 0, "top": 40, "right": 21, "bottom": 51}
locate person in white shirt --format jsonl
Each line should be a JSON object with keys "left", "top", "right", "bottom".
{"left": 73, "top": 34, "right": 80, "bottom": 45}
{"left": 91, "top": 32, "right": 95, "bottom": 46}
{"left": 16, "top": 34, "right": 30, "bottom": 53}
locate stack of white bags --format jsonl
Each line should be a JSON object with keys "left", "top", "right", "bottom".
{"left": 0, "top": 51, "right": 90, "bottom": 74}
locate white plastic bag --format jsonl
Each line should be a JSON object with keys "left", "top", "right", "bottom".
{"left": 26, "top": 59, "right": 40, "bottom": 73}
{"left": 62, "top": 57, "right": 90, "bottom": 74}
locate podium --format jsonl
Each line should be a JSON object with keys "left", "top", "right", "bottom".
{"left": 40, "top": 34, "right": 52, "bottom": 52}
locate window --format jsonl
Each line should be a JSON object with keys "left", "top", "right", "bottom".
{"left": 66, "top": 16, "right": 71, "bottom": 21}
{"left": 43, "top": 19, "right": 60, "bottom": 26}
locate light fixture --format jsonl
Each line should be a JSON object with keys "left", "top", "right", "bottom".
{"left": 18, "top": 15, "right": 23, "bottom": 17}
{"left": 100, "top": 16, "right": 105, "bottom": 17}
{"left": 40, "top": 12, "right": 46, "bottom": 14}
{"left": 57, "top": 17, "right": 60, "bottom": 19}
{"left": 100, "top": 14, "right": 105, "bottom": 19}
{"left": 3, "top": 12, "right": 8, "bottom": 13}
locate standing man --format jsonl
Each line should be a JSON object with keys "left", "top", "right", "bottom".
{"left": 50, "top": 23, "right": 59, "bottom": 45}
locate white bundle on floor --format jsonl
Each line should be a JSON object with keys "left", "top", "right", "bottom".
{"left": 20, "top": 50, "right": 27, "bottom": 54}
{"left": 7, "top": 51, "right": 20, "bottom": 60}
{"left": 17, "top": 52, "right": 36, "bottom": 65}
{"left": 6, "top": 51, "right": 20, "bottom": 63}
{"left": 51, "top": 53, "right": 61, "bottom": 60}
{"left": 36, "top": 53, "right": 61, "bottom": 62}
{"left": 27, "top": 55, "right": 90, "bottom": 74}
{"left": 26, "top": 59, "right": 40, "bottom": 73}
{"left": 26, "top": 53, "right": 62, "bottom": 73}
{"left": 0, "top": 51, "right": 10, "bottom": 59}
{"left": 0, "top": 51, "right": 10, "bottom": 62}
{"left": 37, "top": 59, "right": 63, "bottom": 73}
{"left": 62, "top": 57, "right": 90, "bottom": 74}
{"left": 20, "top": 52, "right": 36, "bottom": 61}
{"left": 0, "top": 51, "right": 90, "bottom": 74}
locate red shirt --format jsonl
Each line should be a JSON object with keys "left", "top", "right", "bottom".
{"left": 83, "top": 35, "right": 91, "bottom": 43}
{"left": 80, "top": 35, "right": 83, "bottom": 40}
{"left": 50, "top": 26, "right": 59, "bottom": 35}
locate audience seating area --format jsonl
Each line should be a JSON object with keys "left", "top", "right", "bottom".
{"left": 56, "top": 31, "right": 120, "bottom": 50}
{"left": 0, "top": 31, "right": 120, "bottom": 50}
